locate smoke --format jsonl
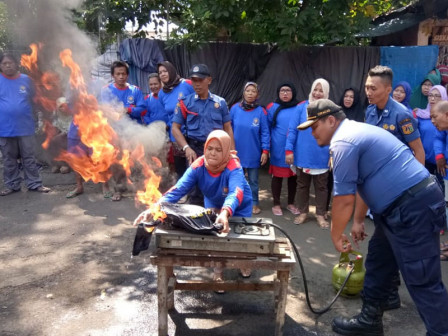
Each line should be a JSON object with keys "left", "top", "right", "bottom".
{"left": 5, "top": 0, "right": 173, "bottom": 189}
{"left": 6, "top": 0, "right": 95, "bottom": 76}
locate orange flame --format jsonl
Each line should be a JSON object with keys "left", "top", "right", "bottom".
{"left": 22, "top": 43, "right": 167, "bottom": 220}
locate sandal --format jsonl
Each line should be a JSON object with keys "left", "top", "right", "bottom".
{"left": 316, "top": 215, "right": 330, "bottom": 229}
{"left": 252, "top": 206, "right": 261, "bottom": 215}
{"left": 272, "top": 206, "right": 283, "bottom": 216}
{"left": 66, "top": 189, "right": 83, "bottom": 198}
{"left": 239, "top": 268, "right": 252, "bottom": 278}
{"left": 294, "top": 213, "right": 307, "bottom": 225}
{"left": 29, "top": 186, "right": 51, "bottom": 193}
{"left": 286, "top": 204, "right": 300, "bottom": 215}
{"left": 111, "top": 192, "right": 122, "bottom": 202}
{"left": 0, "top": 188, "right": 20, "bottom": 196}
{"left": 441, "top": 251, "right": 448, "bottom": 261}
{"left": 103, "top": 191, "right": 114, "bottom": 199}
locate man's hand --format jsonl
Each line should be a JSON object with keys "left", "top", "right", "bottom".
{"left": 332, "top": 233, "right": 352, "bottom": 252}
{"left": 260, "top": 152, "right": 268, "bottom": 165}
{"left": 350, "top": 221, "right": 368, "bottom": 249}
{"left": 185, "top": 147, "right": 197, "bottom": 165}
{"left": 437, "top": 157, "right": 447, "bottom": 177}
{"left": 216, "top": 209, "right": 230, "bottom": 233}
{"left": 285, "top": 153, "right": 294, "bottom": 165}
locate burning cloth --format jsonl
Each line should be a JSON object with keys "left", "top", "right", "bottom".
{"left": 132, "top": 203, "right": 222, "bottom": 256}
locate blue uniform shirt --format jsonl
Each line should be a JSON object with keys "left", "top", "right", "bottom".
{"left": 230, "top": 103, "right": 270, "bottom": 168}
{"left": 158, "top": 79, "right": 194, "bottom": 141}
{"left": 161, "top": 156, "right": 252, "bottom": 217}
{"left": 365, "top": 97, "right": 420, "bottom": 145}
{"left": 330, "top": 119, "right": 429, "bottom": 213}
{"left": 100, "top": 83, "right": 146, "bottom": 124}
{"left": 173, "top": 92, "right": 231, "bottom": 142}
{"left": 285, "top": 101, "right": 330, "bottom": 169}
{"left": 267, "top": 102, "right": 298, "bottom": 168}
{"left": 143, "top": 92, "right": 168, "bottom": 125}
{"left": 434, "top": 130, "right": 448, "bottom": 178}
{"left": 0, "top": 73, "right": 36, "bottom": 137}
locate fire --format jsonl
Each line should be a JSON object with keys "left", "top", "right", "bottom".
{"left": 21, "top": 43, "right": 167, "bottom": 220}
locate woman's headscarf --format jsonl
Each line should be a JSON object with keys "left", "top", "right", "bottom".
{"left": 409, "top": 73, "right": 441, "bottom": 109}
{"left": 204, "top": 130, "right": 238, "bottom": 175}
{"left": 271, "top": 82, "right": 299, "bottom": 128}
{"left": 308, "top": 78, "right": 330, "bottom": 102}
{"left": 158, "top": 61, "right": 181, "bottom": 93}
{"left": 241, "top": 81, "right": 259, "bottom": 110}
{"left": 392, "top": 81, "right": 412, "bottom": 110}
{"left": 415, "top": 85, "right": 448, "bottom": 119}
{"left": 339, "top": 87, "right": 365, "bottom": 122}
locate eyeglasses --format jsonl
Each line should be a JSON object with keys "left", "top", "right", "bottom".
{"left": 428, "top": 94, "right": 442, "bottom": 99}
{"left": 280, "top": 89, "right": 292, "bottom": 93}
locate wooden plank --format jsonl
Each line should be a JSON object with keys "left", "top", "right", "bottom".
{"left": 275, "top": 270, "right": 290, "bottom": 336}
{"left": 174, "top": 279, "right": 275, "bottom": 291}
{"left": 157, "top": 266, "right": 168, "bottom": 336}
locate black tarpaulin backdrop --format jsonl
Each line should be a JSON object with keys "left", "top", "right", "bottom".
{"left": 120, "top": 38, "right": 380, "bottom": 107}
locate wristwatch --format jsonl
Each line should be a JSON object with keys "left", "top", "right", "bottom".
{"left": 182, "top": 144, "right": 190, "bottom": 152}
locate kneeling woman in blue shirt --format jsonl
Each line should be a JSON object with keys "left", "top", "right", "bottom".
{"left": 144, "top": 130, "right": 253, "bottom": 233}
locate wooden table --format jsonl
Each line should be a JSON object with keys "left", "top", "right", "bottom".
{"left": 150, "top": 236, "right": 296, "bottom": 336}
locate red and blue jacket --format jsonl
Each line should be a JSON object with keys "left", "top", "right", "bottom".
{"left": 161, "top": 156, "right": 252, "bottom": 217}
{"left": 230, "top": 103, "right": 270, "bottom": 168}
{"left": 100, "top": 83, "right": 145, "bottom": 124}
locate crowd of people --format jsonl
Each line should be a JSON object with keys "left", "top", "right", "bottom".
{"left": 2, "top": 50, "right": 448, "bottom": 335}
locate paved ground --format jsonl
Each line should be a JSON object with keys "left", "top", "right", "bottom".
{"left": 0, "top": 162, "right": 447, "bottom": 336}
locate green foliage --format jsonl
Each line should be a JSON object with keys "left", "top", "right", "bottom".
{"left": 76, "top": 0, "right": 414, "bottom": 50}
{"left": 0, "top": 1, "right": 10, "bottom": 50}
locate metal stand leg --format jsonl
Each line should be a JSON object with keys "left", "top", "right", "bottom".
{"left": 275, "top": 270, "right": 289, "bottom": 336}
{"left": 157, "top": 265, "right": 168, "bottom": 336}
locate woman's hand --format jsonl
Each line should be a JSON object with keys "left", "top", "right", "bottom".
{"left": 216, "top": 209, "right": 230, "bottom": 233}
{"left": 285, "top": 153, "right": 294, "bottom": 165}
{"left": 260, "top": 152, "right": 268, "bottom": 165}
{"left": 133, "top": 209, "right": 153, "bottom": 226}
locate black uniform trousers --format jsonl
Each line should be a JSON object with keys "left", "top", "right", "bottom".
{"left": 367, "top": 177, "right": 448, "bottom": 336}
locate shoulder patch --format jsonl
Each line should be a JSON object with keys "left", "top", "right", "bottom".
{"left": 144, "top": 94, "right": 150, "bottom": 100}
{"left": 226, "top": 158, "right": 241, "bottom": 171}
{"left": 262, "top": 107, "right": 268, "bottom": 116}
{"left": 298, "top": 100, "right": 306, "bottom": 105}
{"left": 267, "top": 102, "right": 274, "bottom": 110}
{"left": 184, "top": 79, "right": 192, "bottom": 85}
{"left": 191, "top": 156, "right": 205, "bottom": 169}
{"left": 401, "top": 123, "right": 414, "bottom": 135}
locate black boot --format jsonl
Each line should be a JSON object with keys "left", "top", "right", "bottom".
{"left": 382, "top": 288, "right": 401, "bottom": 311}
{"left": 383, "top": 274, "right": 401, "bottom": 311}
{"left": 332, "top": 299, "right": 384, "bottom": 336}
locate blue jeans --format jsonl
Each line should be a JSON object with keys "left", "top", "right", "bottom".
{"left": 245, "top": 168, "right": 259, "bottom": 205}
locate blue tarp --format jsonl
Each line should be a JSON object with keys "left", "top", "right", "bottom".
{"left": 380, "top": 45, "right": 439, "bottom": 89}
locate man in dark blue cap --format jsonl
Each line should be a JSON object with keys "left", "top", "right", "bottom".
{"left": 171, "top": 64, "right": 234, "bottom": 166}
{"left": 298, "top": 99, "right": 448, "bottom": 336}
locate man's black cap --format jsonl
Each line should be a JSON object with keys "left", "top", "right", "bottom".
{"left": 189, "top": 64, "right": 211, "bottom": 78}
{"left": 298, "top": 99, "right": 342, "bottom": 130}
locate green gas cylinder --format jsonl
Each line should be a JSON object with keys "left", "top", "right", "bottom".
{"left": 332, "top": 251, "right": 366, "bottom": 297}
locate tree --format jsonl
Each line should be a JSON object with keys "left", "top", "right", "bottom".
{"left": 74, "top": 0, "right": 415, "bottom": 50}
{"left": 0, "top": 1, "right": 11, "bottom": 50}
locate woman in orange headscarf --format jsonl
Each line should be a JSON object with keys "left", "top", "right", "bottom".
{"left": 150, "top": 130, "right": 252, "bottom": 232}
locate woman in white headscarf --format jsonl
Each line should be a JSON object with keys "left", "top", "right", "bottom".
{"left": 285, "top": 78, "right": 331, "bottom": 228}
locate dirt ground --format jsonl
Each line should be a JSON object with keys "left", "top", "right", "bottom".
{"left": 1, "top": 159, "right": 447, "bottom": 336}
